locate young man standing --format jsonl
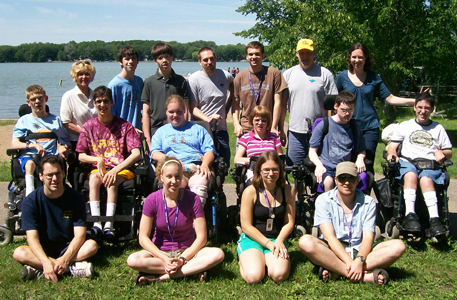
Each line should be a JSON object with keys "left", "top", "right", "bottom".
{"left": 283, "top": 39, "right": 338, "bottom": 166}
{"left": 299, "top": 162, "right": 405, "bottom": 284}
{"left": 12, "top": 84, "right": 70, "bottom": 196}
{"left": 232, "top": 41, "right": 287, "bottom": 141}
{"left": 76, "top": 86, "right": 142, "bottom": 239}
{"left": 108, "top": 45, "right": 144, "bottom": 130}
{"left": 387, "top": 92, "right": 453, "bottom": 237}
{"left": 141, "top": 42, "right": 189, "bottom": 148}
{"left": 308, "top": 91, "right": 366, "bottom": 191}
{"left": 187, "top": 47, "right": 233, "bottom": 163}
{"left": 13, "top": 155, "right": 98, "bottom": 282}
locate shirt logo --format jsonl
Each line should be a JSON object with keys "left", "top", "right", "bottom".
{"left": 409, "top": 130, "right": 433, "bottom": 148}
{"left": 63, "top": 210, "right": 73, "bottom": 219}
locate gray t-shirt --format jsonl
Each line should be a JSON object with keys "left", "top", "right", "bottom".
{"left": 283, "top": 64, "right": 337, "bottom": 134}
{"left": 188, "top": 69, "right": 233, "bottom": 131}
{"left": 309, "top": 117, "right": 366, "bottom": 170}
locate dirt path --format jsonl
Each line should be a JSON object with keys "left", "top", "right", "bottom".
{"left": 0, "top": 125, "right": 15, "bottom": 162}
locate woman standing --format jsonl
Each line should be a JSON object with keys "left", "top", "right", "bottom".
{"left": 60, "top": 59, "right": 98, "bottom": 185}
{"left": 127, "top": 156, "right": 224, "bottom": 284}
{"left": 336, "top": 43, "right": 414, "bottom": 172}
{"left": 238, "top": 151, "right": 295, "bottom": 283}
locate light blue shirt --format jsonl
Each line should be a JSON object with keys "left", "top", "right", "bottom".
{"left": 150, "top": 122, "right": 215, "bottom": 165}
{"left": 314, "top": 187, "right": 376, "bottom": 251}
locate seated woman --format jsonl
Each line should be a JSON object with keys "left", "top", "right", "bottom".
{"left": 127, "top": 156, "right": 224, "bottom": 284}
{"left": 150, "top": 95, "right": 215, "bottom": 205}
{"left": 234, "top": 106, "right": 283, "bottom": 184}
{"left": 238, "top": 151, "right": 295, "bottom": 283}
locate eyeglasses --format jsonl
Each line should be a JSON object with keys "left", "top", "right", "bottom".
{"left": 43, "top": 172, "right": 64, "bottom": 180}
{"left": 340, "top": 108, "right": 355, "bottom": 114}
{"left": 337, "top": 175, "right": 357, "bottom": 183}
{"left": 261, "top": 168, "right": 280, "bottom": 175}
{"left": 76, "top": 59, "right": 92, "bottom": 65}
{"left": 253, "top": 118, "right": 268, "bottom": 123}
{"left": 95, "top": 99, "right": 110, "bottom": 105}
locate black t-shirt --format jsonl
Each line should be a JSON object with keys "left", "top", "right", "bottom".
{"left": 21, "top": 185, "right": 86, "bottom": 251}
{"left": 253, "top": 188, "right": 286, "bottom": 239}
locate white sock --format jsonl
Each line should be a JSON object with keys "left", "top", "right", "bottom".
{"left": 404, "top": 189, "right": 416, "bottom": 216}
{"left": 90, "top": 201, "right": 102, "bottom": 229}
{"left": 104, "top": 203, "right": 116, "bottom": 230}
{"left": 190, "top": 185, "right": 208, "bottom": 206}
{"left": 25, "top": 175, "right": 35, "bottom": 196}
{"left": 423, "top": 191, "right": 439, "bottom": 219}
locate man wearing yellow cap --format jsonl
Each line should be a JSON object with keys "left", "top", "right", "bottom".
{"left": 283, "top": 39, "right": 338, "bottom": 166}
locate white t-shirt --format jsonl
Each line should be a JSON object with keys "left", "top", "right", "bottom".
{"left": 60, "top": 86, "right": 98, "bottom": 141}
{"left": 391, "top": 118, "right": 452, "bottom": 161}
{"left": 283, "top": 64, "right": 337, "bottom": 134}
{"left": 188, "top": 69, "right": 233, "bottom": 131}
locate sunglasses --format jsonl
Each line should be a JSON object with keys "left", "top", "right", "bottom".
{"left": 337, "top": 175, "right": 357, "bottom": 183}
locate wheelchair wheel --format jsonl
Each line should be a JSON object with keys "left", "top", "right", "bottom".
{"left": 294, "top": 225, "right": 306, "bottom": 237}
{"left": 236, "top": 225, "right": 243, "bottom": 236}
{"left": 385, "top": 220, "right": 400, "bottom": 239}
{"left": 375, "top": 225, "right": 382, "bottom": 241}
{"left": 0, "top": 225, "right": 13, "bottom": 247}
{"left": 311, "top": 226, "right": 319, "bottom": 238}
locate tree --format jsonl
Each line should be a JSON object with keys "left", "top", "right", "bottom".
{"left": 236, "top": 0, "right": 457, "bottom": 96}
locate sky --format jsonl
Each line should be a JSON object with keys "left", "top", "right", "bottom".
{"left": 0, "top": 0, "right": 256, "bottom": 46}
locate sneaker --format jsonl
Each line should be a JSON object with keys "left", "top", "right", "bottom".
{"left": 86, "top": 227, "right": 103, "bottom": 239}
{"left": 402, "top": 213, "right": 421, "bottom": 232}
{"left": 69, "top": 261, "right": 94, "bottom": 278}
{"left": 103, "top": 228, "right": 116, "bottom": 241}
{"left": 21, "top": 265, "right": 42, "bottom": 281}
{"left": 429, "top": 217, "right": 447, "bottom": 237}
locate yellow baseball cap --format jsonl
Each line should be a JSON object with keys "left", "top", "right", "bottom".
{"left": 296, "top": 39, "right": 314, "bottom": 52}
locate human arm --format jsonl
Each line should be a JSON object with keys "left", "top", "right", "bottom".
{"left": 386, "top": 142, "right": 400, "bottom": 162}
{"left": 78, "top": 153, "right": 107, "bottom": 176}
{"left": 234, "top": 144, "right": 249, "bottom": 165}
{"left": 271, "top": 185, "right": 295, "bottom": 259}
{"left": 385, "top": 94, "right": 415, "bottom": 106}
{"left": 25, "top": 230, "right": 59, "bottom": 282}
{"left": 102, "top": 148, "right": 141, "bottom": 187}
{"left": 319, "top": 222, "right": 352, "bottom": 277}
{"left": 63, "top": 123, "right": 81, "bottom": 136}
{"left": 346, "top": 231, "right": 374, "bottom": 282}
{"left": 232, "top": 95, "right": 243, "bottom": 138}
{"left": 225, "top": 81, "right": 234, "bottom": 117}
{"left": 435, "top": 149, "right": 452, "bottom": 164}
{"left": 270, "top": 92, "right": 282, "bottom": 136}
{"left": 53, "top": 226, "right": 86, "bottom": 276}
{"left": 355, "top": 151, "right": 366, "bottom": 173}
{"left": 178, "top": 216, "right": 207, "bottom": 267}
{"left": 142, "top": 103, "right": 152, "bottom": 149}
{"left": 198, "top": 151, "right": 215, "bottom": 179}
{"left": 189, "top": 101, "right": 222, "bottom": 123}
{"left": 308, "top": 147, "right": 325, "bottom": 183}
{"left": 11, "top": 138, "right": 46, "bottom": 156}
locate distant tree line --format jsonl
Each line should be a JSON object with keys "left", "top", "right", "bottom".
{"left": 0, "top": 40, "right": 247, "bottom": 63}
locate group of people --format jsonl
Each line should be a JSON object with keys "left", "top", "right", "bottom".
{"left": 9, "top": 38, "right": 452, "bottom": 285}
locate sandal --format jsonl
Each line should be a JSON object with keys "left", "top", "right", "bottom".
{"left": 366, "top": 269, "right": 390, "bottom": 285}
{"left": 318, "top": 267, "right": 333, "bottom": 282}
{"left": 135, "top": 272, "right": 161, "bottom": 286}
{"left": 196, "top": 271, "right": 207, "bottom": 282}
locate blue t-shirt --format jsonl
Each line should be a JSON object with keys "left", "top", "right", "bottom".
{"left": 336, "top": 70, "right": 392, "bottom": 131}
{"left": 12, "top": 113, "right": 70, "bottom": 156}
{"left": 309, "top": 117, "right": 365, "bottom": 171}
{"left": 150, "top": 122, "right": 215, "bottom": 164}
{"left": 108, "top": 75, "right": 144, "bottom": 129}
{"left": 21, "top": 185, "right": 86, "bottom": 251}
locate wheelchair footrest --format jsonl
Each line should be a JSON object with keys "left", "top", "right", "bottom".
{"left": 87, "top": 215, "right": 135, "bottom": 222}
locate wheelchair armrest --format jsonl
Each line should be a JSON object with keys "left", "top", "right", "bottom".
{"left": 302, "top": 158, "right": 315, "bottom": 170}
{"left": 382, "top": 150, "right": 388, "bottom": 160}
{"left": 444, "top": 160, "right": 453, "bottom": 168}
{"left": 6, "top": 149, "right": 21, "bottom": 157}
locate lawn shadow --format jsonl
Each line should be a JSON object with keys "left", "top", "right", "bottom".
{"left": 92, "top": 241, "right": 137, "bottom": 268}
{"left": 448, "top": 212, "right": 457, "bottom": 239}
{"left": 290, "top": 250, "right": 308, "bottom": 275}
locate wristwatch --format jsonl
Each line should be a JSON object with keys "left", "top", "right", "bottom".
{"left": 179, "top": 256, "right": 187, "bottom": 265}
{"left": 357, "top": 255, "right": 365, "bottom": 262}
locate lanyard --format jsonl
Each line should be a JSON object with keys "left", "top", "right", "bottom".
{"left": 248, "top": 66, "right": 264, "bottom": 105}
{"left": 163, "top": 190, "right": 181, "bottom": 245}
{"left": 263, "top": 187, "right": 277, "bottom": 218}
{"left": 343, "top": 213, "right": 353, "bottom": 247}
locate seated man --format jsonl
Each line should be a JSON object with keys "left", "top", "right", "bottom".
{"left": 150, "top": 94, "right": 215, "bottom": 205}
{"left": 12, "top": 84, "right": 70, "bottom": 196}
{"left": 12, "top": 155, "right": 98, "bottom": 282}
{"left": 76, "top": 86, "right": 142, "bottom": 238}
{"left": 308, "top": 91, "right": 366, "bottom": 191}
{"left": 387, "top": 92, "right": 453, "bottom": 237}
{"left": 299, "top": 162, "right": 405, "bottom": 284}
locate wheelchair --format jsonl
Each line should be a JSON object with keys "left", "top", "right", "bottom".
{"left": 378, "top": 150, "right": 452, "bottom": 243}
{"left": 0, "top": 104, "right": 54, "bottom": 246}
{"left": 74, "top": 137, "right": 151, "bottom": 243}
{"left": 150, "top": 120, "right": 229, "bottom": 243}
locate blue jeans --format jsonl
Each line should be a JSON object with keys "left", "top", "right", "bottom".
{"left": 215, "top": 130, "right": 231, "bottom": 165}
{"left": 286, "top": 130, "right": 309, "bottom": 166}
{"left": 396, "top": 160, "right": 446, "bottom": 185}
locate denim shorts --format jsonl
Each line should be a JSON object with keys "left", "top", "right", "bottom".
{"left": 18, "top": 155, "right": 33, "bottom": 173}
{"left": 396, "top": 160, "right": 445, "bottom": 185}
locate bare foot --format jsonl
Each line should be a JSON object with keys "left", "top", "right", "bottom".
{"left": 363, "top": 269, "right": 389, "bottom": 285}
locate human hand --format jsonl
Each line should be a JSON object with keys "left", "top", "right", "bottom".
{"left": 102, "top": 169, "right": 118, "bottom": 187}
{"left": 57, "top": 144, "right": 68, "bottom": 158}
{"left": 271, "top": 128, "right": 280, "bottom": 137}
{"left": 355, "top": 158, "right": 366, "bottom": 173}
{"left": 347, "top": 259, "right": 364, "bottom": 282}
{"left": 280, "top": 131, "right": 287, "bottom": 147}
{"left": 234, "top": 124, "right": 244, "bottom": 138}
{"left": 271, "top": 240, "right": 289, "bottom": 260}
{"left": 387, "top": 154, "right": 399, "bottom": 163}
{"left": 164, "top": 257, "right": 181, "bottom": 274}
{"left": 97, "top": 158, "right": 106, "bottom": 177}
{"left": 420, "top": 86, "right": 430, "bottom": 94}
{"left": 435, "top": 150, "right": 446, "bottom": 164}
{"left": 314, "top": 165, "right": 326, "bottom": 184}
{"left": 209, "top": 114, "right": 222, "bottom": 122}
{"left": 198, "top": 165, "right": 211, "bottom": 180}
{"left": 43, "top": 260, "right": 58, "bottom": 283}
{"left": 33, "top": 144, "right": 46, "bottom": 157}
{"left": 53, "top": 257, "right": 69, "bottom": 276}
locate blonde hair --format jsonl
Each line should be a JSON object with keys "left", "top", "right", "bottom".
{"left": 165, "top": 94, "right": 186, "bottom": 110}
{"left": 155, "top": 156, "right": 183, "bottom": 179}
{"left": 25, "top": 84, "right": 46, "bottom": 99}
{"left": 70, "top": 59, "right": 96, "bottom": 83}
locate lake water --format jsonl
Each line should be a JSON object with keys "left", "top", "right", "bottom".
{"left": 0, "top": 61, "right": 253, "bottom": 119}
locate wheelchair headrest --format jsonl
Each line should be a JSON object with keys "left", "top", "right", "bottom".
{"left": 18, "top": 104, "right": 50, "bottom": 117}
{"left": 323, "top": 94, "right": 337, "bottom": 111}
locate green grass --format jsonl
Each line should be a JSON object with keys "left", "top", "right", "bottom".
{"left": 0, "top": 120, "right": 16, "bottom": 126}
{"left": 1, "top": 237, "right": 457, "bottom": 299}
